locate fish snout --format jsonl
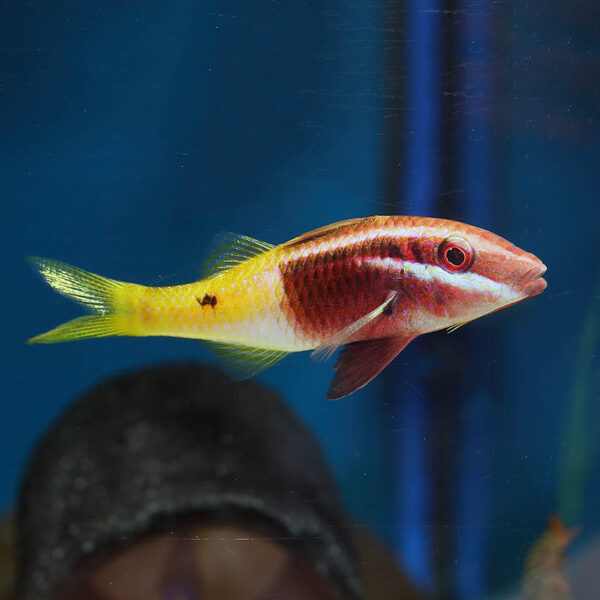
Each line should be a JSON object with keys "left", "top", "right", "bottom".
{"left": 518, "top": 255, "right": 547, "bottom": 298}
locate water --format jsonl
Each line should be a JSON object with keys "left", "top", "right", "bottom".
{"left": 1, "top": 2, "right": 599, "bottom": 598}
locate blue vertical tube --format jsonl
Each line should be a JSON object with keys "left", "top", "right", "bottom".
{"left": 403, "top": 2, "right": 441, "bottom": 210}
{"left": 455, "top": 3, "right": 493, "bottom": 598}
{"left": 394, "top": 0, "right": 441, "bottom": 589}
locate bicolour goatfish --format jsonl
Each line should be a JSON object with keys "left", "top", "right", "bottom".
{"left": 28, "top": 216, "right": 547, "bottom": 398}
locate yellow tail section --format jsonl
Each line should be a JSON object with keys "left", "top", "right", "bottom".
{"left": 27, "top": 257, "right": 130, "bottom": 344}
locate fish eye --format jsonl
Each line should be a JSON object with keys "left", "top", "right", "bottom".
{"left": 438, "top": 237, "right": 473, "bottom": 272}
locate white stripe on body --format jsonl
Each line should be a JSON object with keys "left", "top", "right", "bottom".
{"left": 361, "top": 257, "right": 515, "bottom": 297}
{"left": 280, "top": 222, "right": 531, "bottom": 269}
{"left": 361, "top": 256, "right": 521, "bottom": 332}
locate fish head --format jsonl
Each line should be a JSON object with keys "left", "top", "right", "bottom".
{"left": 392, "top": 217, "right": 547, "bottom": 332}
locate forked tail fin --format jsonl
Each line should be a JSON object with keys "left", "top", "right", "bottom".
{"left": 27, "top": 257, "right": 129, "bottom": 344}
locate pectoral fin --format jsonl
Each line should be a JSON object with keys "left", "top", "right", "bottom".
{"left": 311, "top": 291, "right": 397, "bottom": 362}
{"left": 327, "top": 335, "right": 414, "bottom": 399}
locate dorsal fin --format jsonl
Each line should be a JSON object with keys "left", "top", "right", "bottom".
{"left": 281, "top": 217, "right": 371, "bottom": 249}
{"left": 200, "top": 232, "right": 275, "bottom": 279}
{"left": 204, "top": 341, "right": 288, "bottom": 379}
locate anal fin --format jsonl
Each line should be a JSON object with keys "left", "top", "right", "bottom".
{"left": 204, "top": 341, "right": 288, "bottom": 379}
{"left": 327, "top": 335, "right": 413, "bottom": 399}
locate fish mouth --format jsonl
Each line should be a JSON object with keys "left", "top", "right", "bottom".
{"left": 521, "top": 262, "right": 547, "bottom": 298}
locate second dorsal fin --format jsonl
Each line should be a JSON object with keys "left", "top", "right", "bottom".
{"left": 200, "top": 232, "right": 275, "bottom": 279}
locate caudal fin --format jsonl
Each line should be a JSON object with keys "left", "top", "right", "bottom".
{"left": 27, "top": 257, "right": 128, "bottom": 344}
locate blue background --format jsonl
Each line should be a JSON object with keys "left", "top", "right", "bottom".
{"left": 1, "top": 1, "right": 599, "bottom": 597}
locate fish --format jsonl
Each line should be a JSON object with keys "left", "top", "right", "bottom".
{"left": 27, "top": 215, "right": 547, "bottom": 398}
{"left": 521, "top": 516, "right": 579, "bottom": 600}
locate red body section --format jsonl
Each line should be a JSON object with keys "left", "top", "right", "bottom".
{"left": 280, "top": 237, "right": 401, "bottom": 342}
{"left": 276, "top": 215, "right": 546, "bottom": 348}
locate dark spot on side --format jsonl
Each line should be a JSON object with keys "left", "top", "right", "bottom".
{"left": 198, "top": 294, "right": 218, "bottom": 308}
